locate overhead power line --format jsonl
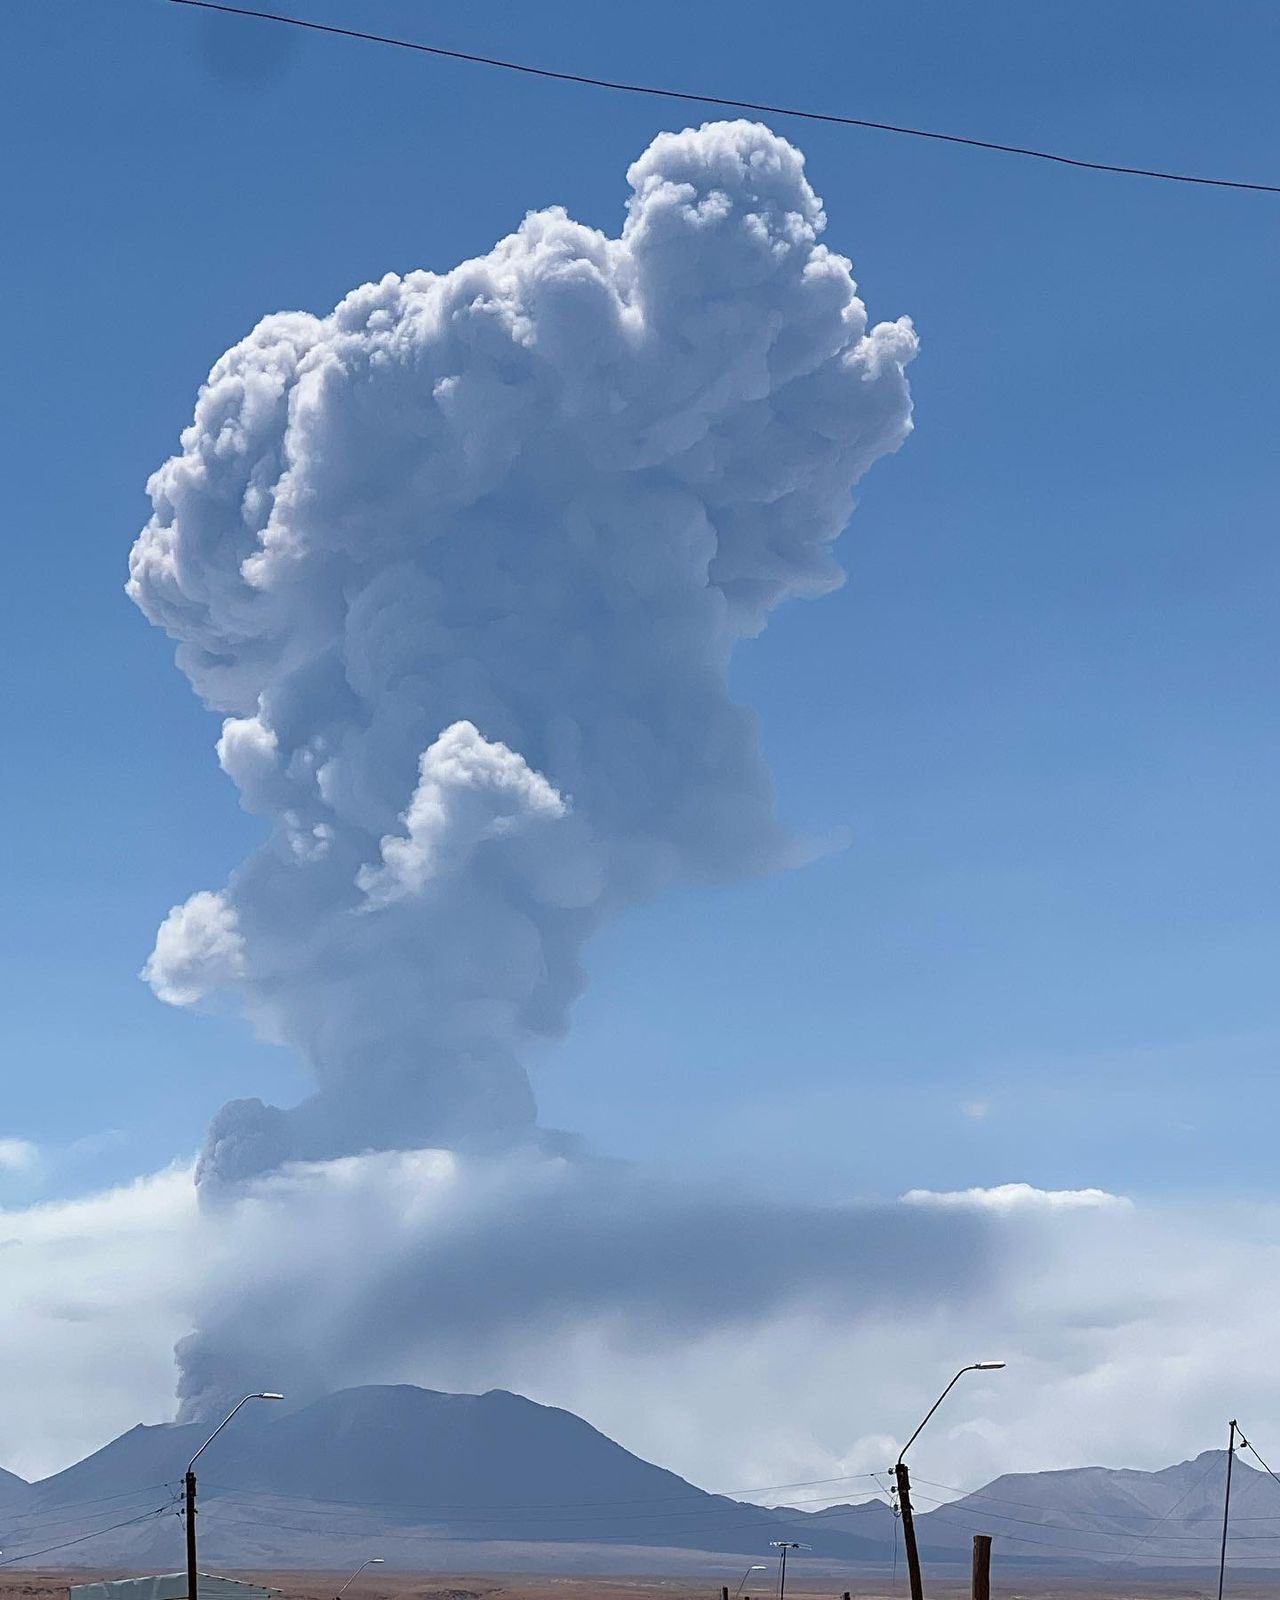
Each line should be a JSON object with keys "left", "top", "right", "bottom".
{"left": 910, "top": 1472, "right": 1280, "bottom": 1526}
{"left": 200, "top": 1480, "right": 879, "bottom": 1535}
{"left": 203, "top": 1497, "right": 986, "bottom": 1552}
{"left": 0, "top": 1498, "right": 178, "bottom": 1567}
{"left": 0, "top": 1485, "right": 181, "bottom": 1540}
{"left": 199, "top": 1467, "right": 883, "bottom": 1517}
{"left": 167, "top": 0, "right": 1280, "bottom": 196}
{"left": 1239, "top": 1432, "right": 1280, "bottom": 1492}
{"left": 1111, "top": 1454, "right": 1226, "bottom": 1568}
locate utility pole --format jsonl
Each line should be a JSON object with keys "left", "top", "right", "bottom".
{"left": 1218, "top": 1420, "right": 1239, "bottom": 1600}
{"left": 893, "top": 1361, "right": 1005, "bottom": 1600}
{"left": 183, "top": 1391, "right": 283, "bottom": 1600}
{"left": 184, "top": 1469, "right": 198, "bottom": 1600}
{"left": 894, "top": 1460, "right": 925, "bottom": 1600}
{"left": 770, "top": 1540, "right": 802, "bottom": 1600}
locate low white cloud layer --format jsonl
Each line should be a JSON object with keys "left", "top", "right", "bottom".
{"left": 4, "top": 1156, "right": 1280, "bottom": 1498}
{"left": 170, "top": 1145, "right": 989, "bottom": 1423}
{"left": 902, "top": 1182, "right": 1132, "bottom": 1213}
{"left": 0, "top": 1166, "right": 197, "bottom": 1478}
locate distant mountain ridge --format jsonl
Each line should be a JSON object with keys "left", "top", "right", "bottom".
{"left": 5, "top": 1386, "right": 882, "bottom": 1573}
{"left": 794, "top": 1447, "right": 1266, "bottom": 1568}
{"left": 911, "top": 1448, "right": 1273, "bottom": 1565}
{"left": 0, "top": 1466, "right": 29, "bottom": 1506}
{"left": 1, "top": 1387, "right": 1272, "bottom": 1575}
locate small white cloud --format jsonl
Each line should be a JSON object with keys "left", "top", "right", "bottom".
{"left": 0, "top": 1139, "right": 39, "bottom": 1174}
{"left": 961, "top": 1100, "right": 990, "bottom": 1121}
{"left": 901, "top": 1181, "right": 1131, "bottom": 1212}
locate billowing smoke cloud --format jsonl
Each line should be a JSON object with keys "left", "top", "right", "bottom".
{"left": 171, "top": 1150, "right": 989, "bottom": 1425}
{"left": 128, "top": 119, "right": 917, "bottom": 1415}
{"left": 131, "top": 119, "right": 914, "bottom": 1173}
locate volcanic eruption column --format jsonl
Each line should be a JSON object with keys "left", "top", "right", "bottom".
{"left": 130, "top": 121, "right": 917, "bottom": 1375}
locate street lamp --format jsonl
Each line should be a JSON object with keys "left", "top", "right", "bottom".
{"left": 734, "top": 1563, "right": 767, "bottom": 1598}
{"left": 769, "top": 1540, "right": 806, "bottom": 1600}
{"left": 184, "top": 1392, "right": 283, "bottom": 1600}
{"left": 337, "top": 1559, "right": 385, "bottom": 1598}
{"left": 893, "top": 1364, "right": 1004, "bottom": 1600}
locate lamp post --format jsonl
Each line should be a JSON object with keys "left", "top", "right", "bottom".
{"left": 184, "top": 1392, "right": 283, "bottom": 1600}
{"left": 734, "top": 1563, "right": 767, "bottom": 1598}
{"left": 337, "top": 1558, "right": 385, "bottom": 1599}
{"left": 769, "top": 1540, "right": 804, "bottom": 1600}
{"left": 894, "top": 1363, "right": 1005, "bottom": 1600}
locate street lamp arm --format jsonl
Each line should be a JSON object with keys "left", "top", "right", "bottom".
{"left": 185, "top": 1396, "right": 250, "bottom": 1474}
{"left": 337, "top": 1560, "right": 384, "bottom": 1596}
{"left": 895, "top": 1362, "right": 1004, "bottom": 1465}
{"left": 896, "top": 1368, "right": 968, "bottom": 1466}
{"left": 186, "top": 1392, "right": 283, "bottom": 1473}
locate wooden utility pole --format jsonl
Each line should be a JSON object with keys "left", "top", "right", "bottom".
{"left": 971, "top": 1534, "right": 991, "bottom": 1600}
{"left": 1218, "top": 1420, "right": 1239, "bottom": 1600}
{"left": 184, "top": 1469, "right": 198, "bottom": 1600}
{"left": 894, "top": 1460, "right": 925, "bottom": 1600}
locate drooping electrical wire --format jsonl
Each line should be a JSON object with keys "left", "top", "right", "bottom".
{"left": 165, "top": 0, "right": 1280, "bottom": 196}
{"left": 0, "top": 1495, "right": 179, "bottom": 1567}
{"left": 1239, "top": 1430, "right": 1280, "bottom": 1492}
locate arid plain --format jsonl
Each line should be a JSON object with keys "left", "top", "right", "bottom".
{"left": 3, "top": 1574, "right": 1271, "bottom": 1600}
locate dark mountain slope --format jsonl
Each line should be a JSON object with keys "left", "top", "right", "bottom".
{"left": 19, "top": 1385, "right": 883, "bottom": 1565}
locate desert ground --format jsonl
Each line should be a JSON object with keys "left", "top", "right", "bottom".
{"left": 3, "top": 1572, "right": 1274, "bottom": 1600}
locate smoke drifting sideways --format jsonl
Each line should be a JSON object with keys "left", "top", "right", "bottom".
{"left": 128, "top": 120, "right": 922, "bottom": 1417}
{"left": 171, "top": 1148, "right": 991, "bottom": 1428}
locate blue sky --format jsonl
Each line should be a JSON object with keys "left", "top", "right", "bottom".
{"left": 3, "top": 0, "right": 1278, "bottom": 1214}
